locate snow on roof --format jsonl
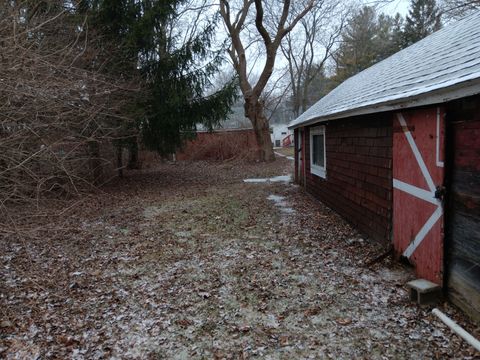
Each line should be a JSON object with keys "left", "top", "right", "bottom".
{"left": 289, "top": 12, "right": 480, "bottom": 129}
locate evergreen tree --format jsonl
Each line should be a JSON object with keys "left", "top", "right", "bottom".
{"left": 333, "top": 7, "right": 404, "bottom": 84}
{"left": 84, "top": 0, "right": 237, "bottom": 155}
{"left": 402, "top": 0, "right": 442, "bottom": 47}
{"left": 376, "top": 13, "right": 404, "bottom": 60}
{"left": 390, "top": 13, "right": 405, "bottom": 54}
{"left": 333, "top": 7, "right": 378, "bottom": 84}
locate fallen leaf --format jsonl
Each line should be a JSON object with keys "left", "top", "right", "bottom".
{"left": 336, "top": 318, "right": 352, "bottom": 325}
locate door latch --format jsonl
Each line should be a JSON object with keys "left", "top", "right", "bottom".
{"left": 434, "top": 185, "right": 446, "bottom": 200}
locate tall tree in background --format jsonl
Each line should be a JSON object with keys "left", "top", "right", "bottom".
{"left": 334, "top": 6, "right": 377, "bottom": 83}
{"left": 219, "top": 0, "right": 315, "bottom": 162}
{"left": 376, "top": 13, "right": 404, "bottom": 59}
{"left": 402, "top": 0, "right": 442, "bottom": 47}
{"left": 297, "top": 65, "right": 334, "bottom": 109}
{"left": 281, "top": 0, "right": 346, "bottom": 117}
{"left": 332, "top": 6, "right": 403, "bottom": 84}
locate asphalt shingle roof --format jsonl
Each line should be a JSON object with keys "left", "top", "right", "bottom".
{"left": 289, "top": 11, "right": 480, "bottom": 129}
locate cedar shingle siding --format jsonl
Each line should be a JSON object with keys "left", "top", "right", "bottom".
{"left": 304, "top": 114, "right": 393, "bottom": 242}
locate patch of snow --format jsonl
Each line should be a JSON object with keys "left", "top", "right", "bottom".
{"left": 267, "top": 194, "right": 295, "bottom": 214}
{"left": 265, "top": 314, "right": 280, "bottom": 329}
{"left": 243, "top": 175, "right": 292, "bottom": 184}
{"left": 174, "top": 231, "right": 192, "bottom": 238}
{"left": 269, "top": 175, "right": 291, "bottom": 183}
{"left": 243, "top": 178, "right": 268, "bottom": 183}
{"left": 280, "top": 207, "right": 295, "bottom": 214}
{"left": 275, "top": 152, "right": 295, "bottom": 161}
{"left": 267, "top": 194, "right": 286, "bottom": 204}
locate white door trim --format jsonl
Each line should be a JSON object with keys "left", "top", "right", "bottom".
{"left": 436, "top": 108, "right": 445, "bottom": 168}
{"left": 403, "top": 206, "right": 443, "bottom": 258}
{"left": 393, "top": 179, "right": 440, "bottom": 206}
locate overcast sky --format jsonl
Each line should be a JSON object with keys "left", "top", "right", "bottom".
{"left": 380, "top": 0, "right": 410, "bottom": 16}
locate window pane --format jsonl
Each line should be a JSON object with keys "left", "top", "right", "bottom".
{"left": 318, "top": 134, "right": 324, "bottom": 167}
{"left": 312, "top": 134, "right": 324, "bottom": 167}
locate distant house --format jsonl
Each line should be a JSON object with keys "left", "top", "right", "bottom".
{"left": 270, "top": 124, "right": 292, "bottom": 148}
{"left": 289, "top": 13, "right": 480, "bottom": 321}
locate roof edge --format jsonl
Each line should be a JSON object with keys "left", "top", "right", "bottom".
{"left": 288, "top": 78, "right": 480, "bottom": 129}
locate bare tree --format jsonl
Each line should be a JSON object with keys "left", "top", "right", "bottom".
{"left": 281, "top": 0, "right": 347, "bottom": 117}
{"left": 260, "top": 68, "right": 293, "bottom": 123}
{"left": 219, "top": 0, "right": 315, "bottom": 161}
{"left": 439, "top": 0, "right": 480, "bottom": 18}
{"left": 373, "top": 0, "right": 479, "bottom": 20}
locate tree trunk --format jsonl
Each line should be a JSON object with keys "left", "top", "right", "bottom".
{"left": 88, "top": 140, "right": 103, "bottom": 185}
{"left": 245, "top": 97, "right": 275, "bottom": 162}
{"left": 116, "top": 144, "right": 124, "bottom": 178}
{"left": 127, "top": 136, "right": 139, "bottom": 169}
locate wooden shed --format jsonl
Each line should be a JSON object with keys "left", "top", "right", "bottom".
{"left": 289, "top": 12, "right": 480, "bottom": 322}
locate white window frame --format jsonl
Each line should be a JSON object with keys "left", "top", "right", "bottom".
{"left": 310, "top": 125, "right": 326, "bottom": 178}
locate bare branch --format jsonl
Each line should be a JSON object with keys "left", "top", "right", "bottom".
{"left": 254, "top": 0, "right": 272, "bottom": 45}
{"left": 0, "top": 2, "right": 140, "bottom": 208}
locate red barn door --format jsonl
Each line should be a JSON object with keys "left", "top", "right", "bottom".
{"left": 393, "top": 107, "right": 445, "bottom": 284}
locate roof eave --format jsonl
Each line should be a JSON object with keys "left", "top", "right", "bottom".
{"left": 288, "top": 78, "right": 480, "bottom": 130}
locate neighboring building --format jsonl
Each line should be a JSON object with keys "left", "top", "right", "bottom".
{"left": 270, "top": 124, "right": 292, "bottom": 148}
{"left": 289, "top": 12, "right": 480, "bottom": 322}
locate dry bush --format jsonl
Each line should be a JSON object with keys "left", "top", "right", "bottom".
{"left": 176, "top": 130, "right": 260, "bottom": 162}
{"left": 0, "top": 2, "right": 143, "bottom": 241}
{"left": 0, "top": 2, "right": 140, "bottom": 216}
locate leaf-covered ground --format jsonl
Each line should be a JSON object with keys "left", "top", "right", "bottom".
{"left": 1, "top": 159, "right": 479, "bottom": 359}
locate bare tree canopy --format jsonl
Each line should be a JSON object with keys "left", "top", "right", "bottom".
{"left": 440, "top": 0, "right": 480, "bottom": 18}
{"left": 219, "top": 0, "right": 316, "bottom": 161}
{"left": 281, "top": 0, "right": 347, "bottom": 117}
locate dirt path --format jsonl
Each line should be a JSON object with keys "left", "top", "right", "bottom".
{"left": 1, "top": 159, "right": 478, "bottom": 359}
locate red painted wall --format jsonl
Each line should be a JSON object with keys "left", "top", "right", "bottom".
{"left": 303, "top": 114, "right": 393, "bottom": 242}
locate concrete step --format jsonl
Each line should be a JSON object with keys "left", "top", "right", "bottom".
{"left": 406, "top": 279, "right": 442, "bottom": 305}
